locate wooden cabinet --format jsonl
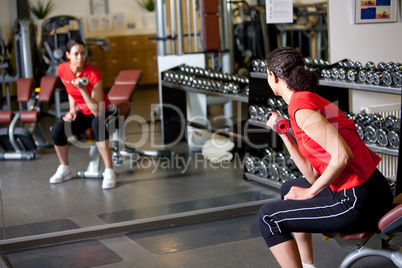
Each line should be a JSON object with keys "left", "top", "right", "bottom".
{"left": 87, "top": 34, "right": 158, "bottom": 88}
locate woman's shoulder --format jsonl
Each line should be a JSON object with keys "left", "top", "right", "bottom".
{"left": 292, "top": 91, "right": 317, "bottom": 103}
{"left": 56, "top": 62, "right": 70, "bottom": 77}
{"left": 57, "top": 62, "right": 70, "bottom": 71}
{"left": 289, "top": 91, "right": 319, "bottom": 112}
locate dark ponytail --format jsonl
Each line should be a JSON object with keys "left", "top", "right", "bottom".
{"left": 266, "top": 47, "right": 318, "bottom": 92}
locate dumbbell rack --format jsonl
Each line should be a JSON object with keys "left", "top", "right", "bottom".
{"left": 244, "top": 71, "right": 402, "bottom": 191}
{"left": 160, "top": 65, "right": 249, "bottom": 144}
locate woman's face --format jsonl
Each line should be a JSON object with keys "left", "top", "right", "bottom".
{"left": 66, "top": 44, "right": 86, "bottom": 68}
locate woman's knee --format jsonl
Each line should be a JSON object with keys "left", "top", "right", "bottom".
{"left": 281, "top": 177, "right": 311, "bottom": 198}
{"left": 257, "top": 202, "right": 276, "bottom": 222}
{"left": 51, "top": 121, "right": 68, "bottom": 145}
{"left": 91, "top": 116, "right": 109, "bottom": 141}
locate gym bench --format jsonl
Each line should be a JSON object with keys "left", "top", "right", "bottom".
{"left": 323, "top": 194, "right": 402, "bottom": 268}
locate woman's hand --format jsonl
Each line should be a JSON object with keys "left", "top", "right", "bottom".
{"left": 266, "top": 111, "right": 280, "bottom": 130}
{"left": 284, "top": 186, "right": 315, "bottom": 200}
{"left": 71, "top": 78, "right": 85, "bottom": 89}
{"left": 63, "top": 111, "right": 77, "bottom": 122}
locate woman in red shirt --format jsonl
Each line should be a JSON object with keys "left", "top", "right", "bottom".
{"left": 257, "top": 47, "right": 393, "bottom": 268}
{"left": 49, "top": 38, "right": 116, "bottom": 190}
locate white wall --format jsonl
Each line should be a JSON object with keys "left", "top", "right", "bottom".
{"left": 328, "top": 0, "right": 402, "bottom": 113}
{"left": 1, "top": 0, "right": 156, "bottom": 40}
{"left": 0, "top": 0, "right": 12, "bottom": 42}
{"left": 294, "top": 0, "right": 325, "bottom": 5}
{"left": 48, "top": 0, "right": 156, "bottom": 37}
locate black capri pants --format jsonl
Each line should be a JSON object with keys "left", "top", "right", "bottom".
{"left": 52, "top": 108, "right": 115, "bottom": 146}
{"left": 257, "top": 169, "right": 393, "bottom": 248}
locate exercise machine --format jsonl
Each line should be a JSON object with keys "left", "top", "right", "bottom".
{"left": 0, "top": 28, "right": 15, "bottom": 111}
{"left": 232, "top": 1, "right": 270, "bottom": 76}
{"left": 0, "top": 76, "right": 59, "bottom": 160}
{"left": 38, "top": 15, "right": 110, "bottom": 118}
{"left": 39, "top": 15, "right": 86, "bottom": 76}
{"left": 0, "top": 78, "right": 36, "bottom": 160}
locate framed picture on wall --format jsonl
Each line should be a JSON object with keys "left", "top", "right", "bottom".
{"left": 355, "top": 0, "right": 398, "bottom": 24}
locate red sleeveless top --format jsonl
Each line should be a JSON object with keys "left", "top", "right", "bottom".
{"left": 57, "top": 62, "right": 111, "bottom": 115}
{"left": 288, "top": 91, "right": 381, "bottom": 192}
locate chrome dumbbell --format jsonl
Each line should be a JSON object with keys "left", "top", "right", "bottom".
{"left": 252, "top": 60, "right": 261, "bottom": 72}
{"left": 321, "top": 69, "right": 331, "bottom": 78}
{"left": 355, "top": 123, "right": 364, "bottom": 140}
{"left": 245, "top": 155, "right": 260, "bottom": 174}
{"left": 259, "top": 157, "right": 271, "bottom": 178}
{"left": 72, "top": 77, "right": 89, "bottom": 87}
{"left": 363, "top": 125, "right": 377, "bottom": 144}
{"left": 267, "top": 98, "right": 277, "bottom": 109}
{"left": 304, "top": 57, "right": 313, "bottom": 66}
{"left": 274, "top": 151, "right": 286, "bottom": 168}
{"left": 382, "top": 71, "right": 393, "bottom": 86}
{"left": 366, "top": 71, "right": 376, "bottom": 84}
{"left": 268, "top": 164, "right": 280, "bottom": 181}
{"left": 284, "top": 154, "right": 297, "bottom": 171}
{"left": 352, "top": 61, "right": 363, "bottom": 70}
{"left": 249, "top": 105, "right": 259, "bottom": 120}
{"left": 377, "top": 62, "right": 386, "bottom": 71}
{"left": 257, "top": 106, "right": 269, "bottom": 121}
{"left": 371, "top": 72, "right": 383, "bottom": 85}
{"left": 384, "top": 62, "right": 394, "bottom": 72}
{"left": 388, "top": 128, "right": 400, "bottom": 149}
{"left": 278, "top": 167, "right": 293, "bottom": 183}
{"left": 331, "top": 67, "right": 339, "bottom": 79}
{"left": 245, "top": 85, "right": 250, "bottom": 95}
{"left": 358, "top": 70, "right": 367, "bottom": 83}
{"left": 344, "top": 112, "right": 356, "bottom": 121}
{"left": 355, "top": 112, "right": 371, "bottom": 126}
{"left": 259, "top": 61, "right": 267, "bottom": 72}
{"left": 347, "top": 69, "right": 358, "bottom": 82}
{"left": 391, "top": 63, "right": 402, "bottom": 72}
{"left": 393, "top": 72, "right": 402, "bottom": 87}
{"left": 337, "top": 68, "right": 346, "bottom": 80}
{"left": 262, "top": 149, "right": 274, "bottom": 163}
{"left": 369, "top": 113, "right": 384, "bottom": 129}
{"left": 365, "top": 61, "right": 376, "bottom": 71}
{"left": 384, "top": 115, "right": 398, "bottom": 129}
{"left": 376, "top": 127, "right": 389, "bottom": 147}
{"left": 266, "top": 112, "right": 290, "bottom": 134}
{"left": 386, "top": 116, "right": 400, "bottom": 149}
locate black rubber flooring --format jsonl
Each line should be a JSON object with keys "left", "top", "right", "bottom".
{"left": 6, "top": 239, "right": 123, "bottom": 268}
{"left": 0, "top": 219, "right": 79, "bottom": 240}
{"left": 97, "top": 191, "right": 275, "bottom": 224}
{"left": 126, "top": 213, "right": 260, "bottom": 254}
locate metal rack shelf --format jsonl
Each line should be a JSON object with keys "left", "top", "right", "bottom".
{"left": 244, "top": 172, "right": 282, "bottom": 189}
{"left": 250, "top": 72, "right": 402, "bottom": 95}
{"left": 366, "top": 144, "right": 399, "bottom": 157}
{"left": 161, "top": 81, "right": 249, "bottom": 103}
{"left": 319, "top": 79, "right": 401, "bottom": 95}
